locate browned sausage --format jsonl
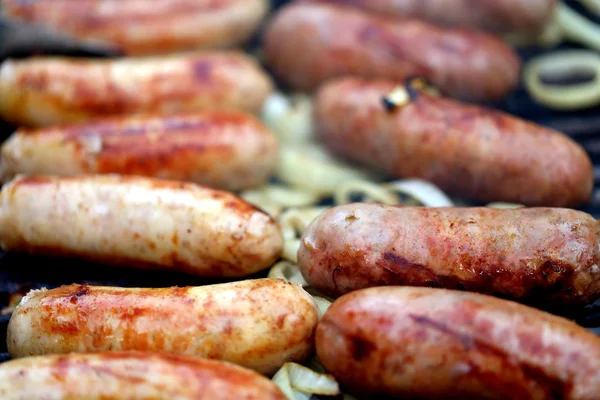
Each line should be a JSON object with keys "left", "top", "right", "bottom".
{"left": 0, "top": 175, "right": 283, "bottom": 277}
{"left": 298, "top": 204, "right": 600, "bottom": 308}
{"left": 2, "top": 0, "right": 270, "bottom": 56}
{"left": 0, "top": 51, "right": 273, "bottom": 127}
{"left": 314, "top": 77, "right": 593, "bottom": 207}
{"left": 262, "top": 3, "right": 520, "bottom": 102}
{"left": 301, "top": 0, "right": 558, "bottom": 33}
{"left": 316, "top": 287, "right": 600, "bottom": 400}
{"left": 0, "top": 352, "right": 286, "bottom": 399}
{"left": 0, "top": 111, "right": 278, "bottom": 191}
{"left": 7, "top": 280, "right": 318, "bottom": 376}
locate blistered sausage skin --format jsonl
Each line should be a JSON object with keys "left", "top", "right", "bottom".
{"left": 0, "top": 352, "right": 286, "bottom": 400}
{"left": 262, "top": 3, "right": 520, "bottom": 102}
{"left": 0, "top": 111, "right": 278, "bottom": 191}
{"left": 7, "top": 280, "right": 318, "bottom": 376}
{"left": 298, "top": 204, "right": 600, "bottom": 308}
{"left": 315, "top": 78, "right": 593, "bottom": 207}
{"left": 0, "top": 51, "right": 273, "bottom": 127}
{"left": 317, "top": 287, "right": 600, "bottom": 400}
{"left": 302, "top": 0, "right": 558, "bottom": 33}
{"left": 0, "top": 175, "right": 283, "bottom": 277}
{"left": 2, "top": 0, "right": 269, "bottom": 56}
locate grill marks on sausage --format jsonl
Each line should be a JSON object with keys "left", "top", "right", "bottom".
{"left": 408, "top": 314, "right": 572, "bottom": 399}
{"left": 10, "top": 52, "right": 267, "bottom": 118}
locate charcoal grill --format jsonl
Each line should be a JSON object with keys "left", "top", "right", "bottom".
{"left": 0, "top": 0, "right": 599, "bottom": 363}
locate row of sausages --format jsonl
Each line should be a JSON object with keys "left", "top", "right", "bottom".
{"left": 2, "top": 0, "right": 557, "bottom": 57}
{"left": 2, "top": 280, "right": 599, "bottom": 399}
{"left": 0, "top": 73, "right": 592, "bottom": 206}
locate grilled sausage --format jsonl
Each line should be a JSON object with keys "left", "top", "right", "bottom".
{"left": 301, "top": 0, "right": 558, "bottom": 34}
{"left": 262, "top": 3, "right": 520, "bottom": 102}
{"left": 0, "top": 352, "right": 286, "bottom": 399}
{"left": 317, "top": 287, "right": 600, "bottom": 400}
{"left": 0, "top": 175, "right": 283, "bottom": 277}
{"left": 0, "top": 51, "right": 273, "bottom": 127}
{"left": 7, "top": 279, "right": 318, "bottom": 375}
{"left": 0, "top": 111, "right": 278, "bottom": 191}
{"left": 298, "top": 204, "right": 600, "bottom": 308}
{"left": 314, "top": 77, "right": 593, "bottom": 207}
{"left": 2, "top": 0, "right": 269, "bottom": 56}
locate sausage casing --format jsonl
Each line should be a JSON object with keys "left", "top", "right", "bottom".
{"left": 0, "top": 111, "right": 278, "bottom": 191}
{"left": 0, "top": 352, "right": 286, "bottom": 399}
{"left": 2, "top": 0, "right": 269, "bottom": 56}
{"left": 0, "top": 175, "right": 283, "bottom": 277}
{"left": 317, "top": 287, "right": 600, "bottom": 400}
{"left": 298, "top": 204, "right": 600, "bottom": 307}
{"left": 263, "top": 3, "right": 520, "bottom": 102}
{"left": 0, "top": 51, "right": 273, "bottom": 127}
{"left": 315, "top": 77, "right": 593, "bottom": 207}
{"left": 302, "top": 0, "right": 558, "bottom": 33}
{"left": 7, "top": 279, "right": 318, "bottom": 376}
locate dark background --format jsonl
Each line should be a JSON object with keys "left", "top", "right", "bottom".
{"left": 0, "top": 0, "right": 599, "bottom": 362}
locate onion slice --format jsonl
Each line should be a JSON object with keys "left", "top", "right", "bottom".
{"left": 555, "top": 2, "right": 600, "bottom": 51}
{"left": 524, "top": 50, "right": 600, "bottom": 110}
{"left": 272, "top": 362, "right": 341, "bottom": 399}
{"left": 384, "top": 179, "right": 454, "bottom": 207}
{"left": 578, "top": 0, "right": 600, "bottom": 16}
{"left": 267, "top": 261, "right": 308, "bottom": 286}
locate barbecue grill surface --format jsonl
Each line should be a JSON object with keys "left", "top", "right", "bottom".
{"left": 0, "top": 0, "right": 599, "bottom": 362}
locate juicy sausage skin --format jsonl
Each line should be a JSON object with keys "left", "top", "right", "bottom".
{"left": 0, "top": 352, "right": 286, "bottom": 400}
{"left": 0, "top": 52, "right": 273, "bottom": 127}
{"left": 7, "top": 279, "right": 318, "bottom": 376}
{"left": 302, "top": 0, "right": 558, "bottom": 33}
{"left": 317, "top": 287, "right": 600, "bottom": 400}
{"left": 263, "top": 3, "right": 520, "bottom": 102}
{"left": 2, "top": 0, "right": 269, "bottom": 56}
{"left": 298, "top": 204, "right": 600, "bottom": 307}
{"left": 0, "top": 175, "right": 283, "bottom": 277}
{"left": 0, "top": 111, "right": 279, "bottom": 191}
{"left": 315, "top": 78, "right": 593, "bottom": 207}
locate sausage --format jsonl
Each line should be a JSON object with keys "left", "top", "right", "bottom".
{"left": 298, "top": 204, "right": 600, "bottom": 308}
{"left": 314, "top": 77, "right": 593, "bottom": 207}
{"left": 301, "top": 0, "right": 558, "bottom": 34}
{"left": 0, "top": 175, "right": 283, "bottom": 277}
{"left": 316, "top": 286, "right": 600, "bottom": 400}
{"left": 2, "top": 0, "right": 269, "bottom": 56}
{"left": 0, "top": 51, "right": 273, "bottom": 127}
{"left": 0, "top": 111, "right": 278, "bottom": 191}
{"left": 262, "top": 3, "right": 520, "bottom": 102}
{"left": 0, "top": 351, "right": 286, "bottom": 399}
{"left": 7, "top": 279, "right": 318, "bottom": 375}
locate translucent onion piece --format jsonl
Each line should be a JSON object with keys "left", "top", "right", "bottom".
{"left": 282, "top": 239, "right": 301, "bottom": 263}
{"left": 277, "top": 146, "right": 378, "bottom": 195}
{"left": 334, "top": 180, "right": 399, "bottom": 206}
{"left": 274, "top": 363, "right": 340, "bottom": 397}
{"left": 279, "top": 207, "right": 329, "bottom": 240}
{"left": 385, "top": 179, "right": 454, "bottom": 207}
{"left": 312, "top": 296, "right": 333, "bottom": 318}
{"left": 578, "top": 0, "right": 600, "bottom": 16}
{"left": 261, "top": 93, "right": 315, "bottom": 145}
{"left": 267, "top": 260, "right": 308, "bottom": 286}
{"left": 486, "top": 202, "right": 525, "bottom": 209}
{"left": 272, "top": 364, "right": 297, "bottom": 400}
{"left": 239, "top": 190, "right": 283, "bottom": 218}
{"left": 555, "top": 3, "right": 600, "bottom": 51}
{"left": 524, "top": 50, "right": 600, "bottom": 110}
